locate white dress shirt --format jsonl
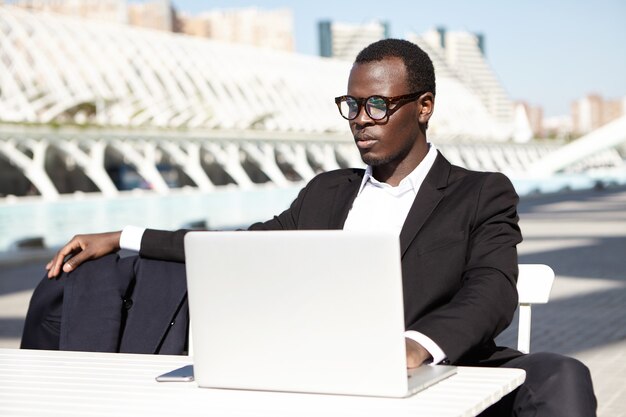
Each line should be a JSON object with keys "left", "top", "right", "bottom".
{"left": 120, "top": 143, "right": 446, "bottom": 363}
{"left": 342, "top": 144, "right": 446, "bottom": 364}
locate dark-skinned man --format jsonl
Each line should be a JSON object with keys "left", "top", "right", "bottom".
{"left": 23, "top": 39, "right": 596, "bottom": 417}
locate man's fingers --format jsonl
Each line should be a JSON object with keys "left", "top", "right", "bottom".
{"left": 47, "top": 255, "right": 63, "bottom": 278}
{"left": 45, "top": 231, "right": 122, "bottom": 278}
{"left": 47, "top": 239, "right": 83, "bottom": 278}
{"left": 49, "top": 252, "right": 70, "bottom": 278}
{"left": 62, "top": 251, "right": 90, "bottom": 273}
{"left": 47, "top": 252, "right": 65, "bottom": 278}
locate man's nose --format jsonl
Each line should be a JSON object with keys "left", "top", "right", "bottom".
{"left": 352, "top": 104, "right": 374, "bottom": 126}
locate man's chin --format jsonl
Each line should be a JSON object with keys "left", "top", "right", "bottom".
{"left": 360, "top": 152, "right": 388, "bottom": 167}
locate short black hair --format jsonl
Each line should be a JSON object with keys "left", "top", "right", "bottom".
{"left": 354, "top": 39, "right": 436, "bottom": 96}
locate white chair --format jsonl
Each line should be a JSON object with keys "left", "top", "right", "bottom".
{"left": 516, "top": 264, "right": 555, "bottom": 353}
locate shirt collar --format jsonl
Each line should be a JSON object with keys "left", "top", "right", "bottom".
{"left": 356, "top": 143, "right": 438, "bottom": 196}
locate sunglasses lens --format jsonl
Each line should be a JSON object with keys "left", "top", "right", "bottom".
{"left": 366, "top": 96, "right": 387, "bottom": 120}
{"left": 340, "top": 97, "right": 359, "bottom": 120}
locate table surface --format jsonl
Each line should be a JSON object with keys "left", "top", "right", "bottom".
{"left": 0, "top": 348, "right": 525, "bottom": 417}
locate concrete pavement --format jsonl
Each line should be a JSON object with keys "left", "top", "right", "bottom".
{"left": 497, "top": 185, "right": 626, "bottom": 416}
{"left": 1, "top": 185, "right": 626, "bottom": 416}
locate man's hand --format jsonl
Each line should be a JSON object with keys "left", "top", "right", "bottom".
{"left": 405, "top": 338, "right": 432, "bottom": 368}
{"left": 46, "top": 231, "right": 122, "bottom": 278}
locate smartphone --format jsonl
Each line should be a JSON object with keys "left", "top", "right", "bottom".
{"left": 155, "top": 364, "right": 194, "bottom": 382}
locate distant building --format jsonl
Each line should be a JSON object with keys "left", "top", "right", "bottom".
{"left": 1, "top": 6, "right": 531, "bottom": 142}
{"left": 9, "top": 0, "right": 127, "bottom": 22}
{"left": 408, "top": 27, "right": 523, "bottom": 141}
{"left": 543, "top": 115, "right": 574, "bottom": 140}
{"left": 128, "top": 0, "right": 175, "bottom": 32}
{"left": 316, "top": 22, "right": 525, "bottom": 140}
{"left": 571, "top": 94, "right": 626, "bottom": 135}
{"left": 9, "top": 1, "right": 294, "bottom": 50}
{"left": 177, "top": 7, "right": 294, "bottom": 52}
{"left": 318, "top": 20, "right": 389, "bottom": 61}
{"left": 517, "top": 101, "right": 544, "bottom": 138}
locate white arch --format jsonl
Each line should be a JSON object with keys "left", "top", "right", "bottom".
{"left": 529, "top": 115, "right": 626, "bottom": 175}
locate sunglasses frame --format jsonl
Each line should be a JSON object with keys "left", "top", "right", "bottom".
{"left": 334, "top": 90, "right": 427, "bottom": 121}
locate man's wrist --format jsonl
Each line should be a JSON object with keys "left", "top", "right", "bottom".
{"left": 405, "top": 338, "right": 431, "bottom": 368}
{"left": 405, "top": 330, "right": 447, "bottom": 365}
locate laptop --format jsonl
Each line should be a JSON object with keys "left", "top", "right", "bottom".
{"left": 179, "top": 230, "right": 456, "bottom": 398}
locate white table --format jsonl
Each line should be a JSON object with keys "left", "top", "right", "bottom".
{"left": 0, "top": 348, "right": 525, "bottom": 417}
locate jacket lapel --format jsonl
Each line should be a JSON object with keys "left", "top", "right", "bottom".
{"left": 327, "top": 170, "right": 363, "bottom": 229}
{"left": 399, "top": 152, "right": 451, "bottom": 257}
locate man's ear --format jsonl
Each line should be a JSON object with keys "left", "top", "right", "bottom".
{"left": 418, "top": 92, "right": 435, "bottom": 124}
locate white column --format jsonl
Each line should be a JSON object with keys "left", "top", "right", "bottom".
{"left": 55, "top": 139, "right": 119, "bottom": 196}
{"left": 335, "top": 144, "right": 363, "bottom": 168}
{"left": 0, "top": 138, "right": 59, "bottom": 199}
{"left": 308, "top": 143, "right": 341, "bottom": 171}
{"left": 276, "top": 143, "right": 316, "bottom": 181}
{"left": 241, "top": 142, "right": 288, "bottom": 186}
{"left": 205, "top": 143, "right": 254, "bottom": 189}
{"left": 112, "top": 140, "right": 169, "bottom": 193}
{"left": 160, "top": 141, "right": 215, "bottom": 191}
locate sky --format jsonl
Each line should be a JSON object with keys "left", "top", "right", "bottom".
{"left": 169, "top": 0, "right": 626, "bottom": 118}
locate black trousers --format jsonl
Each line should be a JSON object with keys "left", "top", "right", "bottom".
{"left": 478, "top": 352, "right": 596, "bottom": 416}
{"left": 21, "top": 255, "right": 597, "bottom": 417}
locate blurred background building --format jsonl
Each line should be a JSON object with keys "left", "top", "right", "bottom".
{"left": 128, "top": 0, "right": 174, "bottom": 32}
{"left": 318, "top": 20, "right": 389, "bottom": 61}
{"left": 177, "top": 7, "right": 294, "bottom": 52}
{"left": 0, "top": 1, "right": 624, "bottom": 205}
{"left": 6, "top": 0, "right": 295, "bottom": 50}
{"left": 7, "top": 0, "right": 128, "bottom": 22}
{"left": 408, "top": 27, "right": 520, "bottom": 141}
{"left": 572, "top": 94, "right": 626, "bottom": 136}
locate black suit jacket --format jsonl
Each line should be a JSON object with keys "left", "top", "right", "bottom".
{"left": 140, "top": 152, "right": 523, "bottom": 364}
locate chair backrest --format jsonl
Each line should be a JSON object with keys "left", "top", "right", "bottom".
{"left": 516, "top": 264, "right": 555, "bottom": 353}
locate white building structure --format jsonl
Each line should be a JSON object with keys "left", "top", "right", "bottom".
{"left": 0, "top": 5, "right": 623, "bottom": 199}
{"left": 318, "top": 20, "right": 388, "bottom": 61}
{"left": 178, "top": 7, "right": 295, "bottom": 52}
{"left": 0, "top": 5, "right": 348, "bottom": 133}
{"left": 0, "top": 6, "right": 524, "bottom": 141}
{"left": 571, "top": 94, "right": 626, "bottom": 136}
{"left": 6, "top": 0, "right": 127, "bottom": 22}
{"left": 409, "top": 28, "right": 522, "bottom": 141}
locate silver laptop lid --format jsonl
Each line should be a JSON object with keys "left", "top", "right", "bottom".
{"left": 184, "top": 230, "right": 409, "bottom": 397}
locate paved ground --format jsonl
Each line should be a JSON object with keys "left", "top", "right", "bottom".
{"left": 497, "top": 186, "right": 626, "bottom": 416}
{"left": 1, "top": 185, "right": 625, "bottom": 416}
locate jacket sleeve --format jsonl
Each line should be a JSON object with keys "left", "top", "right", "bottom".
{"left": 139, "top": 228, "right": 190, "bottom": 262}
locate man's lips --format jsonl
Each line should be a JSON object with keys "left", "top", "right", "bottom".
{"left": 355, "top": 134, "right": 377, "bottom": 150}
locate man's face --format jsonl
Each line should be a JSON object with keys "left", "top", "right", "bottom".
{"left": 346, "top": 56, "right": 425, "bottom": 169}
